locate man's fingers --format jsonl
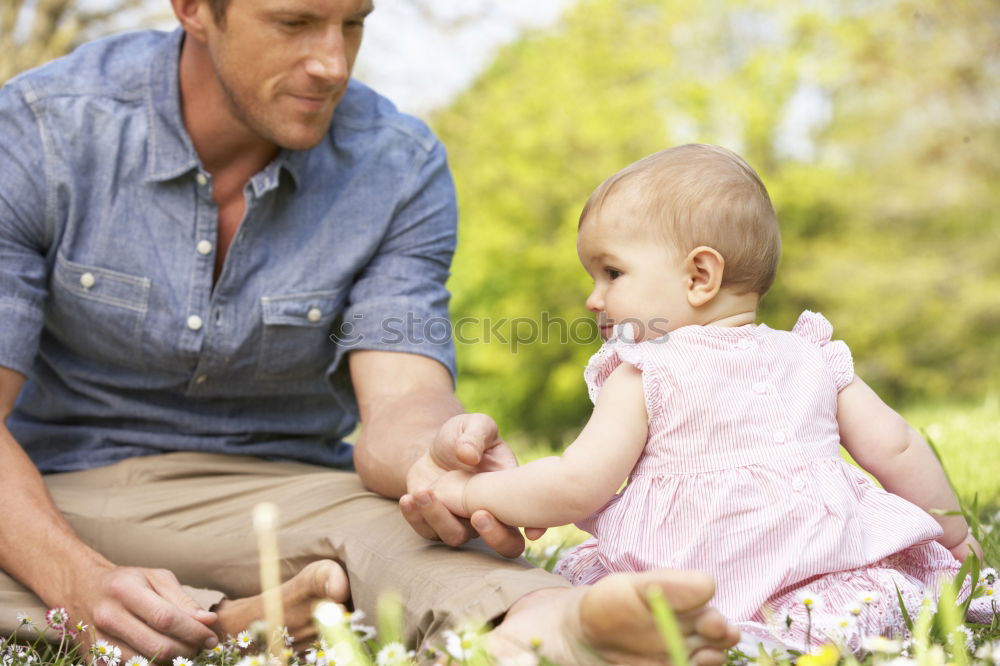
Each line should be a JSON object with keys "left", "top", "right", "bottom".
{"left": 399, "top": 494, "right": 439, "bottom": 540}
{"left": 148, "top": 569, "right": 218, "bottom": 626}
{"left": 470, "top": 510, "right": 525, "bottom": 558}
{"left": 91, "top": 607, "right": 197, "bottom": 662}
{"left": 113, "top": 571, "right": 218, "bottom": 652}
{"left": 406, "top": 490, "right": 478, "bottom": 546}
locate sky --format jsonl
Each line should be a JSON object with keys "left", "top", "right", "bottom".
{"left": 353, "top": 0, "right": 577, "bottom": 117}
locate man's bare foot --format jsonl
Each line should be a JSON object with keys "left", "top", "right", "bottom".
{"left": 486, "top": 569, "right": 739, "bottom": 666}
{"left": 213, "top": 560, "right": 350, "bottom": 650}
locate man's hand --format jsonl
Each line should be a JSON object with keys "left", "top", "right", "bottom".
{"left": 67, "top": 563, "right": 219, "bottom": 661}
{"left": 399, "top": 413, "right": 545, "bottom": 558}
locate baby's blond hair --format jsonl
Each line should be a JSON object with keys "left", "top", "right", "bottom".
{"left": 580, "top": 144, "right": 781, "bottom": 296}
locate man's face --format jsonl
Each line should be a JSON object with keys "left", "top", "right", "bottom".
{"left": 201, "top": 0, "right": 373, "bottom": 150}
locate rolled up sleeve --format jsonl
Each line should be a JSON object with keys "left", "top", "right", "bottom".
{"left": 0, "top": 81, "right": 51, "bottom": 376}
{"left": 329, "top": 140, "right": 458, "bottom": 383}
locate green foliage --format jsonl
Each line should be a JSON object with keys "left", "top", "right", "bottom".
{"left": 432, "top": 0, "right": 1000, "bottom": 444}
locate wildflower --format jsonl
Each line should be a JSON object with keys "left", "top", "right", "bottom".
{"left": 846, "top": 601, "right": 863, "bottom": 616}
{"left": 91, "top": 640, "right": 122, "bottom": 666}
{"left": 234, "top": 654, "right": 266, "bottom": 666}
{"left": 374, "top": 642, "right": 413, "bottom": 666}
{"left": 954, "top": 624, "right": 975, "bottom": 652}
{"left": 313, "top": 602, "right": 345, "bottom": 627}
{"left": 236, "top": 630, "right": 254, "bottom": 649}
{"left": 796, "top": 590, "right": 824, "bottom": 612}
{"left": 15, "top": 612, "right": 33, "bottom": 626}
{"left": 443, "top": 625, "right": 482, "bottom": 661}
{"left": 975, "top": 641, "right": 1000, "bottom": 665}
{"left": 797, "top": 644, "right": 840, "bottom": 666}
{"left": 124, "top": 657, "right": 149, "bottom": 666}
{"left": 861, "top": 636, "right": 903, "bottom": 654}
{"left": 305, "top": 642, "right": 330, "bottom": 666}
{"left": 819, "top": 614, "right": 856, "bottom": 640}
{"left": 329, "top": 643, "right": 355, "bottom": 665}
{"left": 172, "top": 658, "right": 194, "bottom": 666}
{"left": 73, "top": 620, "right": 89, "bottom": 634}
{"left": 345, "top": 610, "right": 376, "bottom": 642}
{"left": 45, "top": 607, "right": 70, "bottom": 631}
{"left": 857, "top": 591, "right": 879, "bottom": 606}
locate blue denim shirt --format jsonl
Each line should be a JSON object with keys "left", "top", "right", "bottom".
{"left": 0, "top": 29, "right": 457, "bottom": 473}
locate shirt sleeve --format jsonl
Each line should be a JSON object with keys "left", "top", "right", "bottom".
{"left": 327, "top": 138, "right": 458, "bottom": 383}
{"left": 0, "top": 80, "right": 51, "bottom": 376}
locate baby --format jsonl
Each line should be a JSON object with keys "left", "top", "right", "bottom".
{"left": 432, "top": 144, "right": 991, "bottom": 651}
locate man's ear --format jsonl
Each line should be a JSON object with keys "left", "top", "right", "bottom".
{"left": 684, "top": 246, "right": 725, "bottom": 307}
{"left": 171, "top": 0, "right": 214, "bottom": 42}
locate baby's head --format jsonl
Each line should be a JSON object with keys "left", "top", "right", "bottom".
{"left": 578, "top": 144, "right": 781, "bottom": 338}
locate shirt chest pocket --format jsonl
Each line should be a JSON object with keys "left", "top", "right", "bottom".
{"left": 256, "top": 290, "right": 345, "bottom": 381}
{"left": 48, "top": 254, "right": 151, "bottom": 369}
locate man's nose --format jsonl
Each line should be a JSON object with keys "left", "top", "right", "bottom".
{"left": 304, "top": 28, "right": 348, "bottom": 84}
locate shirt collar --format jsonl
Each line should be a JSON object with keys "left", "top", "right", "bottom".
{"left": 144, "top": 28, "right": 301, "bottom": 191}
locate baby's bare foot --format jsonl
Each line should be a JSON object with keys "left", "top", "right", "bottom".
{"left": 214, "top": 559, "right": 349, "bottom": 649}
{"left": 488, "top": 569, "right": 739, "bottom": 665}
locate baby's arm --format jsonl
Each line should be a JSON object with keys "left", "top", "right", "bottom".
{"left": 432, "top": 362, "right": 649, "bottom": 528}
{"left": 837, "top": 376, "right": 982, "bottom": 561}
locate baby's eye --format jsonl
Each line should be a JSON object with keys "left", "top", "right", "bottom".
{"left": 606, "top": 268, "right": 622, "bottom": 280}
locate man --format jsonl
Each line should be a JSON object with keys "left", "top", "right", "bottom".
{"left": 0, "top": 0, "right": 739, "bottom": 662}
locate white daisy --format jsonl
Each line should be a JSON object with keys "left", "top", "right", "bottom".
{"left": 172, "top": 657, "right": 194, "bottom": 666}
{"left": 374, "top": 642, "right": 413, "bottom": 666}
{"left": 861, "top": 636, "right": 903, "bottom": 654}
{"left": 795, "top": 589, "right": 824, "bottom": 612}
{"left": 124, "top": 656, "right": 149, "bottom": 666}
{"left": 236, "top": 630, "right": 253, "bottom": 649}
{"left": 313, "top": 602, "right": 346, "bottom": 628}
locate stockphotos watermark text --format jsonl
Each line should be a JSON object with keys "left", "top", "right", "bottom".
{"left": 329, "top": 313, "right": 671, "bottom": 352}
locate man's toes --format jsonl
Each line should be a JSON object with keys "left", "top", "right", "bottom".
{"left": 642, "top": 569, "right": 716, "bottom": 612}
{"left": 693, "top": 608, "right": 735, "bottom": 643}
{"left": 301, "top": 559, "right": 349, "bottom": 602}
{"left": 690, "top": 646, "right": 729, "bottom": 666}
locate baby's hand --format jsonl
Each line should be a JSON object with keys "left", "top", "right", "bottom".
{"left": 947, "top": 530, "right": 984, "bottom": 563}
{"left": 432, "top": 470, "right": 474, "bottom": 519}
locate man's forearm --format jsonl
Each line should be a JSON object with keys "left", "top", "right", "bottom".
{"left": 0, "top": 423, "right": 113, "bottom": 605}
{"left": 353, "top": 387, "right": 463, "bottom": 498}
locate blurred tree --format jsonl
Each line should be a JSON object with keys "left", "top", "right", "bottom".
{"left": 0, "top": 0, "right": 159, "bottom": 84}
{"left": 433, "top": 0, "right": 1000, "bottom": 446}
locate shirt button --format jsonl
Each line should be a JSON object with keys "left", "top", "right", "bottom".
{"left": 196, "top": 173, "right": 209, "bottom": 187}
{"left": 774, "top": 430, "right": 787, "bottom": 443}
{"left": 79, "top": 272, "right": 96, "bottom": 289}
{"left": 195, "top": 374, "right": 208, "bottom": 384}
{"left": 737, "top": 338, "right": 752, "bottom": 350}
{"left": 307, "top": 307, "right": 322, "bottom": 323}
{"left": 752, "top": 382, "right": 767, "bottom": 394}
{"left": 187, "top": 315, "right": 203, "bottom": 331}
{"left": 792, "top": 478, "right": 805, "bottom": 492}
{"left": 196, "top": 240, "right": 213, "bottom": 255}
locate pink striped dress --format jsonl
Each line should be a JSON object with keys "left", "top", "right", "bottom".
{"left": 554, "top": 311, "right": 986, "bottom": 650}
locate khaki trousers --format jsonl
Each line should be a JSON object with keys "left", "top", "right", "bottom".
{"left": 0, "top": 452, "right": 567, "bottom": 646}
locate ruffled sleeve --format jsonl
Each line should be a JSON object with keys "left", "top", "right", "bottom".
{"left": 791, "top": 310, "right": 855, "bottom": 391}
{"left": 583, "top": 324, "right": 661, "bottom": 420}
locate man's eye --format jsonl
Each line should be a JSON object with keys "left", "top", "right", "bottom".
{"left": 279, "top": 19, "right": 307, "bottom": 28}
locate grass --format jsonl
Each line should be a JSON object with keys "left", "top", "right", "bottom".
{"left": 2, "top": 399, "right": 997, "bottom": 666}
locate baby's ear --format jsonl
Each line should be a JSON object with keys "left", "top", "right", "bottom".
{"left": 684, "top": 246, "right": 724, "bottom": 307}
